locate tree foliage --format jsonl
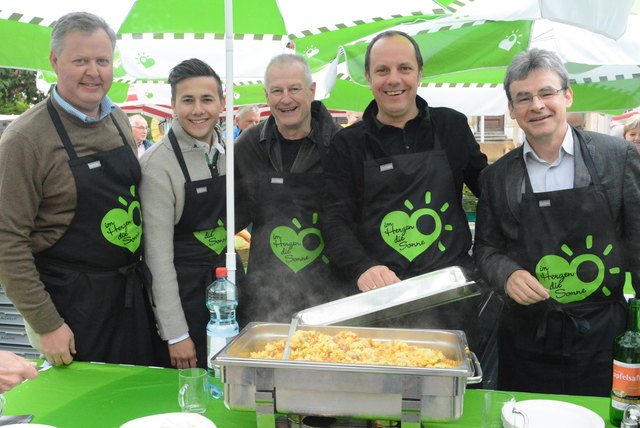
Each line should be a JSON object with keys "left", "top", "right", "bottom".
{"left": 0, "top": 69, "right": 46, "bottom": 114}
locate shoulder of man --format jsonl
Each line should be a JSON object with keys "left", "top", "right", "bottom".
{"left": 236, "top": 119, "right": 266, "bottom": 148}
{"left": 481, "top": 145, "right": 523, "bottom": 181}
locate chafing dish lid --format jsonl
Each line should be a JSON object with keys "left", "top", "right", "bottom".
{"left": 294, "top": 266, "right": 478, "bottom": 326}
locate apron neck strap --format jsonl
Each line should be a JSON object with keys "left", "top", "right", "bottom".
{"left": 575, "top": 129, "right": 601, "bottom": 186}
{"left": 168, "top": 128, "right": 193, "bottom": 183}
{"left": 47, "top": 97, "right": 129, "bottom": 160}
{"left": 47, "top": 97, "right": 77, "bottom": 159}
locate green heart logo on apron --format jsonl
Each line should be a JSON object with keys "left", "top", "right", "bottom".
{"left": 535, "top": 236, "right": 615, "bottom": 303}
{"left": 270, "top": 213, "right": 328, "bottom": 273}
{"left": 193, "top": 219, "right": 227, "bottom": 255}
{"left": 380, "top": 192, "right": 452, "bottom": 262}
{"left": 100, "top": 185, "right": 142, "bottom": 253}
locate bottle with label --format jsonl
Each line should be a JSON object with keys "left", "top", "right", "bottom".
{"left": 611, "top": 298, "right": 640, "bottom": 426}
{"left": 206, "top": 267, "right": 239, "bottom": 399}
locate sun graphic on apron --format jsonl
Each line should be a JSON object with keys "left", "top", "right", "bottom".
{"left": 270, "top": 213, "right": 329, "bottom": 273}
{"left": 380, "top": 191, "right": 453, "bottom": 262}
{"left": 535, "top": 235, "right": 621, "bottom": 304}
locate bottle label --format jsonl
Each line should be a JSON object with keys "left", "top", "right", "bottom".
{"left": 612, "top": 360, "right": 640, "bottom": 410}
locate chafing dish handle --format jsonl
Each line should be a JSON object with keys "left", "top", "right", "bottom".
{"left": 467, "top": 351, "right": 483, "bottom": 384}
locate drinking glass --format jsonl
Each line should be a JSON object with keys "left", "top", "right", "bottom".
{"left": 178, "top": 368, "right": 208, "bottom": 414}
{"left": 482, "top": 391, "right": 528, "bottom": 428}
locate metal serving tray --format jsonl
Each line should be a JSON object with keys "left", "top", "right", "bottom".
{"left": 293, "top": 266, "right": 479, "bottom": 326}
{"left": 213, "top": 323, "right": 482, "bottom": 427}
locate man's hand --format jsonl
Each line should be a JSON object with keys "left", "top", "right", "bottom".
{"left": 0, "top": 350, "right": 38, "bottom": 392}
{"left": 357, "top": 265, "right": 401, "bottom": 292}
{"left": 40, "top": 323, "right": 76, "bottom": 366}
{"left": 169, "top": 337, "right": 197, "bottom": 369}
{"left": 506, "top": 270, "right": 550, "bottom": 305}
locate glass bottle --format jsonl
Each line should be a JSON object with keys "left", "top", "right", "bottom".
{"left": 611, "top": 298, "right": 640, "bottom": 425}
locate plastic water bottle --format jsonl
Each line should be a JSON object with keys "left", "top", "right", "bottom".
{"left": 206, "top": 267, "right": 238, "bottom": 398}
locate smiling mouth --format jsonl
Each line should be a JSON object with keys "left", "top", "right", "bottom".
{"left": 384, "top": 90, "right": 405, "bottom": 96}
{"left": 279, "top": 106, "right": 298, "bottom": 113}
{"left": 189, "top": 118, "right": 210, "bottom": 125}
{"left": 529, "top": 115, "right": 552, "bottom": 123}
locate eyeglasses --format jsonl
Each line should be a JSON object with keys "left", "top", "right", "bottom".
{"left": 512, "top": 88, "right": 565, "bottom": 108}
{"left": 133, "top": 126, "right": 148, "bottom": 130}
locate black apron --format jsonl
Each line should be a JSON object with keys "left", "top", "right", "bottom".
{"left": 33, "top": 98, "right": 157, "bottom": 365}
{"left": 237, "top": 138, "right": 349, "bottom": 326}
{"left": 356, "top": 123, "right": 482, "bottom": 351}
{"left": 498, "top": 134, "right": 627, "bottom": 397}
{"left": 161, "top": 129, "right": 227, "bottom": 369}
{"left": 358, "top": 128, "right": 472, "bottom": 278}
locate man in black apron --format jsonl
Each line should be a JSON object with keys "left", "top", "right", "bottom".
{"left": 322, "top": 31, "right": 487, "bottom": 345}
{"left": 140, "top": 59, "right": 230, "bottom": 369}
{"left": 235, "top": 54, "right": 350, "bottom": 326}
{"left": 0, "top": 12, "right": 157, "bottom": 366}
{"left": 474, "top": 48, "right": 640, "bottom": 396}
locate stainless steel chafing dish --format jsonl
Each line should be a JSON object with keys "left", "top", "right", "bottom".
{"left": 213, "top": 266, "right": 483, "bottom": 427}
{"left": 214, "top": 323, "right": 482, "bottom": 427}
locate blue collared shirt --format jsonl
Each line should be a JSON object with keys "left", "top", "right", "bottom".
{"left": 52, "top": 87, "right": 116, "bottom": 122}
{"left": 522, "top": 125, "right": 575, "bottom": 193}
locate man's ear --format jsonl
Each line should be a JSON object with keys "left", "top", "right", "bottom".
{"left": 49, "top": 51, "right": 59, "bottom": 72}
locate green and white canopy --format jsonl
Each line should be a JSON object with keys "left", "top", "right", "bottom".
{"left": 1, "top": 0, "right": 638, "bottom": 114}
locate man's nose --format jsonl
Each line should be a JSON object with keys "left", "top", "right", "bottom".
{"left": 530, "top": 94, "right": 546, "bottom": 110}
{"left": 193, "top": 100, "right": 206, "bottom": 113}
{"left": 85, "top": 61, "right": 99, "bottom": 76}
{"left": 387, "top": 69, "right": 402, "bottom": 84}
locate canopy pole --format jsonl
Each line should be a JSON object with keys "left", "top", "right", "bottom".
{"left": 224, "top": 0, "right": 237, "bottom": 284}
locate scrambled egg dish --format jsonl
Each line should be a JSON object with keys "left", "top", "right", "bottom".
{"left": 249, "top": 330, "right": 459, "bottom": 368}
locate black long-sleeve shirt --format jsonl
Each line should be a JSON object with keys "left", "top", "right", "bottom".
{"left": 321, "top": 96, "right": 487, "bottom": 283}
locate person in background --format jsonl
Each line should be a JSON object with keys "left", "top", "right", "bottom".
{"left": 624, "top": 118, "right": 640, "bottom": 151}
{"left": 140, "top": 59, "right": 230, "bottom": 369}
{"left": 225, "top": 104, "right": 261, "bottom": 140}
{"left": 129, "top": 114, "right": 153, "bottom": 157}
{"left": 235, "top": 54, "right": 350, "bottom": 325}
{"left": 0, "top": 351, "right": 38, "bottom": 393}
{"left": 474, "top": 48, "right": 640, "bottom": 396}
{"left": 0, "top": 12, "right": 158, "bottom": 366}
{"left": 342, "top": 110, "right": 363, "bottom": 127}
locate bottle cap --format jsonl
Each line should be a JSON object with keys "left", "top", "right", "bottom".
{"left": 623, "top": 405, "right": 640, "bottom": 428}
{"left": 215, "top": 267, "right": 227, "bottom": 277}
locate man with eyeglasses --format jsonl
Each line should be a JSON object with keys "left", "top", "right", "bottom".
{"left": 129, "top": 114, "right": 153, "bottom": 158}
{"left": 474, "top": 48, "right": 640, "bottom": 396}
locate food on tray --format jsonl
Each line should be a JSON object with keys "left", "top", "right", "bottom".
{"left": 249, "top": 329, "right": 459, "bottom": 368}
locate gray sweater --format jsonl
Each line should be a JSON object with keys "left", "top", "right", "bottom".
{"left": 139, "top": 120, "right": 225, "bottom": 341}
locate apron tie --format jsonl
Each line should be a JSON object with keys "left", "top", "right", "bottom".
{"left": 535, "top": 301, "right": 619, "bottom": 357}
{"left": 118, "top": 261, "right": 152, "bottom": 309}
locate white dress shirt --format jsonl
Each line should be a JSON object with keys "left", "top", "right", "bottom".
{"left": 522, "top": 126, "right": 574, "bottom": 193}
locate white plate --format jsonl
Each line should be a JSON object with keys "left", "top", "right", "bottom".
{"left": 502, "top": 399, "right": 604, "bottom": 428}
{"left": 119, "top": 413, "right": 216, "bottom": 428}
{"left": 0, "top": 425, "right": 56, "bottom": 428}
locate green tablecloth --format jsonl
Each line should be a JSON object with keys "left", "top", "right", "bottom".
{"left": 3, "top": 362, "right": 617, "bottom": 427}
